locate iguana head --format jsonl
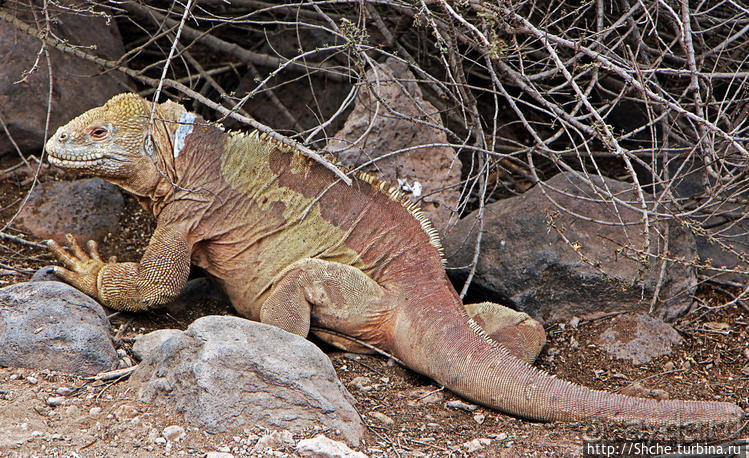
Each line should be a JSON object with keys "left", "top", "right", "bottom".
{"left": 45, "top": 93, "right": 157, "bottom": 179}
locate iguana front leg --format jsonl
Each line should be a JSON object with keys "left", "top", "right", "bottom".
{"left": 48, "top": 225, "right": 191, "bottom": 312}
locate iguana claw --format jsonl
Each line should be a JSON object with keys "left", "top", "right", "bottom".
{"left": 47, "top": 234, "right": 104, "bottom": 298}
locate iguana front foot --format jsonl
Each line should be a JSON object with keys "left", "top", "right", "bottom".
{"left": 47, "top": 234, "right": 110, "bottom": 298}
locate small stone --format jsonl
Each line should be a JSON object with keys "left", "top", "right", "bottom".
{"left": 116, "top": 348, "right": 128, "bottom": 358}
{"left": 297, "top": 434, "right": 366, "bottom": 458}
{"left": 569, "top": 316, "right": 581, "bottom": 328}
{"left": 131, "top": 329, "right": 182, "bottom": 361}
{"left": 254, "top": 430, "right": 294, "bottom": 450}
{"left": 154, "top": 437, "right": 167, "bottom": 445}
{"left": 463, "top": 438, "right": 491, "bottom": 453}
{"left": 663, "top": 361, "right": 675, "bottom": 371}
{"left": 494, "top": 432, "right": 508, "bottom": 441}
{"left": 26, "top": 376, "right": 38, "bottom": 385}
{"left": 46, "top": 396, "right": 65, "bottom": 407}
{"left": 349, "top": 376, "right": 371, "bottom": 391}
{"left": 742, "top": 347, "right": 749, "bottom": 360}
{"left": 407, "top": 387, "right": 444, "bottom": 405}
{"left": 473, "top": 413, "right": 485, "bottom": 424}
{"left": 162, "top": 425, "right": 186, "bottom": 442}
{"left": 446, "top": 400, "right": 479, "bottom": 412}
{"left": 369, "top": 411, "right": 394, "bottom": 425}
{"left": 206, "top": 453, "right": 234, "bottom": 458}
{"left": 55, "top": 387, "right": 73, "bottom": 396}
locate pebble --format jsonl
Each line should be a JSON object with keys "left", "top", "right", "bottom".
{"left": 89, "top": 407, "right": 102, "bottom": 416}
{"left": 742, "top": 347, "right": 749, "bottom": 360}
{"left": 26, "top": 376, "right": 38, "bottom": 385}
{"left": 446, "top": 400, "right": 479, "bottom": 412}
{"left": 463, "top": 438, "right": 491, "bottom": 453}
{"left": 254, "top": 430, "right": 294, "bottom": 450}
{"left": 370, "top": 411, "right": 394, "bottom": 425}
{"left": 46, "top": 396, "right": 65, "bottom": 407}
{"left": 56, "top": 387, "right": 73, "bottom": 396}
{"left": 349, "top": 376, "right": 371, "bottom": 391}
{"left": 206, "top": 453, "right": 234, "bottom": 458}
{"left": 162, "top": 425, "right": 186, "bottom": 442}
{"left": 297, "top": 434, "right": 366, "bottom": 458}
{"left": 154, "top": 437, "right": 167, "bottom": 445}
{"left": 473, "top": 413, "right": 485, "bottom": 424}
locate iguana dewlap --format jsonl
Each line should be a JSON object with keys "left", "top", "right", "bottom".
{"left": 44, "top": 93, "right": 744, "bottom": 425}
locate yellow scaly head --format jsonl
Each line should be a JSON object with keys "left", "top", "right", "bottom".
{"left": 46, "top": 93, "right": 156, "bottom": 178}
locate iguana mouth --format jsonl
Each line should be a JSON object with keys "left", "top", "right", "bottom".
{"left": 47, "top": 152, "right": 105, "bottom": 168}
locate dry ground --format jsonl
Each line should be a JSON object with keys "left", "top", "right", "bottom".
{"left": 1, "top": 161, "right": 747, "bottom": 456}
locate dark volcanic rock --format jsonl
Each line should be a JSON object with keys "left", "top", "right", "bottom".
{"left": 445, "top": 172, "right": 698, "bottom": 323}
{"left": 16, "top": 178, "right": 124, "bottom": 244}
{"left": 0, "top": 4, "right": 128, "bottom": 155}
{"left": 327, "top": 57, "right": 461, "bottom": 234}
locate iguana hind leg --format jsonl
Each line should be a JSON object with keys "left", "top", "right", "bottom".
{"left": 464, "top": 302, "right": 546, "bottom": 364}
{"left": 260, "top": 258, "right": 391, "bottom": 352}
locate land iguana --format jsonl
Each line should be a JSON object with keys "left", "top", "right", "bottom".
{"left": 44, "top": 93, "right": 744, "bottom": 425}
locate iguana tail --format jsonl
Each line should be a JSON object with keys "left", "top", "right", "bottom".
{"left": 391, "top": 296, "right": 744, "bottom": 425}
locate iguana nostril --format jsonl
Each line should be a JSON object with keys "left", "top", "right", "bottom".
{"left": 59, "top": 132, "right": 68, "bottom": 141}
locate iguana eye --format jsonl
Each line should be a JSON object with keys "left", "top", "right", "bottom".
{"left": 89, "top": 126, "right": 109, "bottom": 140}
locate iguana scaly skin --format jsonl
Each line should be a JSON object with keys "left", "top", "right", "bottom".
{"left": 45, "top": 93, "right": 744, "bottom": 425}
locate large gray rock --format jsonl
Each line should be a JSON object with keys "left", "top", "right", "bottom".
{"left": 16, "top": 178, "right": 124, "bottom": 244}
{"left": 130, "top": 316, "right": 364, "bottom": 445}
{"left": 0, "top": 281, "right": 118, "bottom": 375}
{"left": 327, "top": 57, "right": 461, "bottom": 233}
{"left": 445, "top": 172, "right": 698, "bottom": 323}
{"left": 0, "top": 3, "right": 128, "bottom": 155}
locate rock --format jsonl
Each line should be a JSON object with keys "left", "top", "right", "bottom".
{"left": 463, "top": 438, "right": 491, "bottom": 453}
{"left": 46, "top": 396, "right": 65, "bottom": 407}
{"left": 15, "top": 178, "right": 124, "bottom": 244}
{"left": 0, "top": 281, "right": 118, "bottom": 375}
{"left": 131, "top": 329, "right": 182, "bottom": 361}
{"left": 666, "top": 159, "right": 749, "bottom": 283}
{"left": 296, "top": 434, "right": 367, "bottom": 458}
{"left": 445, "top": 172, "right": 699, "bottom": 323}
{"left": 162, "top": 425, "right": 186, "bottom": 442}
{"left": 596, "top": 313, "right": 682, "bottom": 365}
{"left": 206, "top": 453, "right": 234, "bottom": 458}
{"left": 348, "top": 376, "right": 371, "bottom": 391}
{"left": 254, "top": 430, "right": 294, "bottom": 450}
{"left": 0, "top": 3, "right": 127, "bottom": 156}
{"left": 30, "top": 266, "right": 58, "bottom": 282}
{"left": 446, "top": 400, "right": 479, "bottom": 412}
{"left": 327, "top": 57, "right": 461, "bottom": 233}
{"left": 406, "top": 387, "right": 443, "bottom": 406}
{"left": 369, "top": 411, "right": 394, "bottom": 425}
{"left": 130, "top": 316, "right": 364, "bottom": 445}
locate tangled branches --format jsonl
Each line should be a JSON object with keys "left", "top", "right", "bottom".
{"left": 2, "top": 0, "right": 749, "bottom": 280}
